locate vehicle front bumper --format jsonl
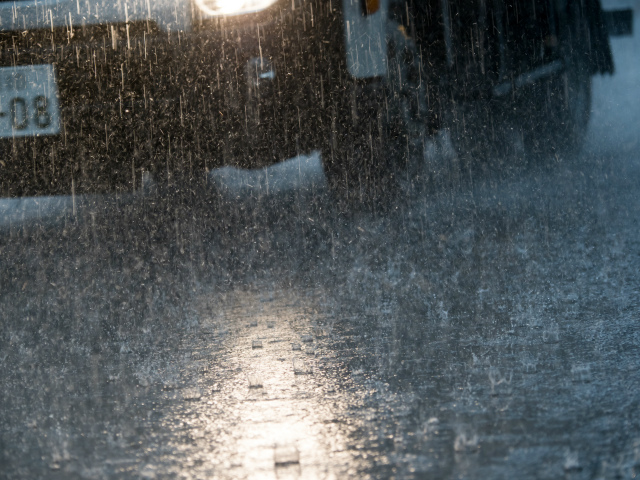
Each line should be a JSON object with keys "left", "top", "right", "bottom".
{"left": 0, "top": 0, "right": 344, "bottom": 196}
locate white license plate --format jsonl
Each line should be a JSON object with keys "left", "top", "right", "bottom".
{"left": 0, "top": 64, "right": 60, "bottom": 138}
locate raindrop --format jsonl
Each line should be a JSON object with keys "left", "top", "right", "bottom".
{"left": 571, "top": 364, "right": 592, "bottom": 383}
{"left": 293, "top": 358, "right": 312, "bottom": 375}
{"left": 521, "top": 355, "right": 538, "bottom": 374}
{"left": 312, "top": 326, "right": 327, "bottom": 338}
{"left": 488, "top": 367, "right": 513, "bottom": 396}
{"left": 182, "top": 387, "right": 202, "bottom": 401}
{"left": 248, "top": 375, "right": 263, "bottom": 388}
{"left": 453, "top": 432, "right": 479, "bottom": 452}
{"left": 140, "top": 464, "right": 157, "bottom": 479}
{"left": 542, "top": 323, "right": 560, "bottom": 343}
{"left": 274, "top": 444, "right": 300, "bottom": 466}
{"left": 162, "top": 377, "right": 179, "bottom": 390}
{"left": 563, "top": 450, "right": 582, "bottom": 471}
{"left": 422, "top": 417, "right": 440, "bottom": 434}
{"left": 437, "top": 301, "right": 449, "bottom": 325}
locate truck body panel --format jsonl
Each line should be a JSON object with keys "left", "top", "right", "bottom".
{"left": 0, "top": 0, "right": 617, "bottom": 197}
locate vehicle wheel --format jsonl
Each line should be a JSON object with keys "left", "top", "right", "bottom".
{"left": 446, "top": 99, "right": 513, "bottom": 172}
{"left": 521, "top": 63, "right": 591, "bottom": 160}
{"left": 521, "top": 2, "right": 592, "bottom": 160}
{"left": 322, "top": 20, "right": 427, "bottom": 208}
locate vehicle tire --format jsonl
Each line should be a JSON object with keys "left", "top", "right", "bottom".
{"left": 322, "top": 20, "right": 427, "bottom": 209}
{"left": 446, "top": 99, "right": 513, "bottom": 172}
{"left": 521, "top": 64, "right": 591, "bottom": 160}
{"left": 521, "top": 2, "right": 592, "bottom": 160}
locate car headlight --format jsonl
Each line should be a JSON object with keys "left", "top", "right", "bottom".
{"left": 195, "top": 0, "right": 279, "bottom": 16}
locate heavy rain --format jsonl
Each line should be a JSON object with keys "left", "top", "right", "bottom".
{"left": 0, "top": 0, "right": 639, "bottom": 478}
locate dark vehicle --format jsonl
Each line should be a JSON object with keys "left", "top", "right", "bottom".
{"left": 0, "top": 0, "right": 614, "bottom": 201}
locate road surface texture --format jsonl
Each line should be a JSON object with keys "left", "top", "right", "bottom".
{"left": 1, "top": 2, "right": 639, "bottom": 479}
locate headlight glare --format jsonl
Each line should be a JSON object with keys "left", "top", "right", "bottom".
{"left": 195, "top": 0, "right": 279, "bottom": 16}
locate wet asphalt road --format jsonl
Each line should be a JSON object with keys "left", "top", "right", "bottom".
{"left": 2, "top": 4, "right": 640, "bottom": 480}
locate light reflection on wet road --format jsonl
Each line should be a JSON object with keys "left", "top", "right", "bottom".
{"left": 192, "top": 290, "right": 344, "bottom": 479}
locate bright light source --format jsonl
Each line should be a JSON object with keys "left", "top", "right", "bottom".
{"left": 195, "top": 0, "right": 279, "bottom": 16}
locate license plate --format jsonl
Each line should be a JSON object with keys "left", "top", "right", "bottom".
{"left": 0, "top": 64, "right": 60, "bottom": 138}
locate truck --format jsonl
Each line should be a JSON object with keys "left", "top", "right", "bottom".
{"left": 0, "top": 0, "right": 615, "bottom": 203}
